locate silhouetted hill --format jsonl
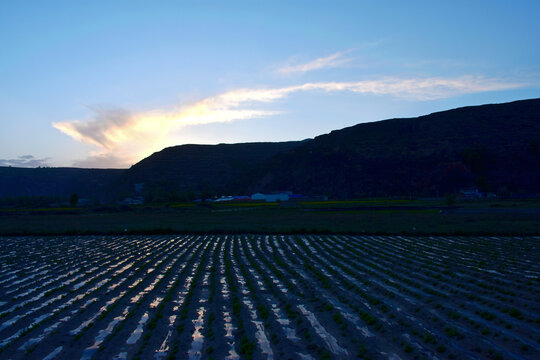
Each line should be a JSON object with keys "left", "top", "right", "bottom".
{"left": 0, "top": 167, "right": 123, "bottom": 201}
{"left": 117, "top": 141, "right": 303, "bottom": 201}
{"left": 2, "top": 98, "right": 539, "bottom": 203}
{"left": 250, "top": 98, "right": 540, "bottom": 197}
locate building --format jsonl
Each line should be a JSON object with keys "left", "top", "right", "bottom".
{"left": 251, "top": 192, "right": 290, "bottom": 202}
{"left": 459, "top": 188, "right": 482, "bottom": 199}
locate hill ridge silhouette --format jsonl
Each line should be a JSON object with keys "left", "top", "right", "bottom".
{"left": 1, "top": 98, "right": 539, "bottom": 201}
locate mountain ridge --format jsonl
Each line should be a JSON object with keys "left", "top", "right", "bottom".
{"left": 1, "top": 98, "right": 539, "bottom": 202}
{"left": 248, "top": 98, "right": 540, "bottom": 197}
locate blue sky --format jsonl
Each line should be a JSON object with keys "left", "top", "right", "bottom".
{"left": 1, "top": 1, "right": 539, "bottom": 168}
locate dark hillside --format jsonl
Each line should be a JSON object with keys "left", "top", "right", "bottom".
{"left": 2, "top": 98, "right": 539, "bottom": 202}
{"left": 0, "top": 167, "right": 123, "bottom": 201}
{"left": 250, "top": 98, "right": 540, "bottom": 197}
{"left": 117, "top": 141, "right": 303, "bottom": 200}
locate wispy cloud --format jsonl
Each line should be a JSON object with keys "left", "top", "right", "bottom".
{"left": 72, "top": 153, "right": 128, "bottom": 169}
{"left": 277, "top": 50, "right": 352, "bottom": 75}
{"left": 53, "top": 107, "right": 133, "bottom": 150}
{"left": 0, "top": 155, "right": 50, "bottom": 168}
{"left": 53, "top": 75, "right": 524, "bottom": 168}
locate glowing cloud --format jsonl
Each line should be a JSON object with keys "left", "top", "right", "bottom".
{"left": 53, "top": 75, "right": 523, "bottom": 168}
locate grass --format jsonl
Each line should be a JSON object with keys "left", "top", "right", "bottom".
{"left": 299, "top": 199, "right": 410, "bottom": 206}
{"left": 168, "top": 202, "right": 197, "bottom": 208}
{"left": 508, "top": 307, "right": 523, "bottom": 320}
{"left": 1, "top": 198, "right": 539, "bottom": 235}
{"left": 214, "top": 202, "right": 279, "bottom": 207}
{"left": 0, "top": 207, "right": 81, "bottom": 212}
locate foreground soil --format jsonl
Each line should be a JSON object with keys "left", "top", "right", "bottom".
{"left": 0, "top": 235, "right": 539, "bottom": 360}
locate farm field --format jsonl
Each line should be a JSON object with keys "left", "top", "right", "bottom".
{"left": 2, "top": 198, "right": 540, "bottom": 236}
{"left": 0, "top": 235, "right": 539, "bottom": 360}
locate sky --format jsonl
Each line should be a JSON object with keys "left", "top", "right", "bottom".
{"left": 1, "top": 1, "right": 539, "bottom": 168}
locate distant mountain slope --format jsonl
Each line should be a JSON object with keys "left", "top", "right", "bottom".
{"left": 251, "top": 98, "right": 540, "bottom": 197}
{"left": 1, "top": 98, "right": 539, "bottom": 202}
{"left": 117, "top": 141, "right": 303, "bottom": 200}
{"left": 0, "top": 167, "right": 123, "bottom": 200}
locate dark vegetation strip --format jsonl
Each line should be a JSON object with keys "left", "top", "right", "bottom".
{"left": 295, "top": 235, "right": 474, "bottom": 358}
{"left": 255, "top": 235, "right": 368, "bottom": 359}
{"left": 365, "top": 235, "right": 539, "bottom": 326}
{"left": 108, "top": 236, "right": 202, "bottom": 359}
{"left": 240, "top": 235, "right": 327, "bottom": 359}
{"left": 313, "top": 235, "right": 536, "bottom": 359}
{"left": 72, "top": 235, "right": 189, "bottom": 347}
{"left": 365, "top": 235, "right": 538, "bottom": 304}
{"left": 138, "top": 235, "right": 209, "bottom": 360}
{"left": 233, "top": 237, "right": 281, "bottom": 357}
{"left": 169, "top": 236, "right": 213, "bottom": 359}
{"left": 277, "top": 235, "right": 415, "bottom": 359}
{"left": 92, "top": 237, "right": 195, "bottom": 357}
{"left": 0, "top": 234, "right": 538, "bottom": 360}
{"left": 305, "top": 235, "right": 497, "bottom": 357}
{"left": 223, "top": 236, "right": 261, "bottom": 359}
{"left": 5, "top": 229, "right": 540, "bottom": 236}
{"left": 1, "top": 236, "right": 131, "bottom": 313}
{"left": 0, "top": 236, "right": 159, "bottom": 353}
{"left": 2, "top": 235, "right": 179, "bottom": 357}
{"left": 336, "top": 234, "right": 540, "bottom": 348}
{"left": 201, "top": 235, "right": 224, "bottom": 358}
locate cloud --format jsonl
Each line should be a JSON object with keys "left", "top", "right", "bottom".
{"left": 278, "top": 50, "right": 352, "bottom": 75}
{"left": 53, "top": 107, "right": 133, "bottom": 150}
{"left": 72, "top": 153, "right": 129, "bottom": 169}
{"left": 0, "top": 155, "right": 50, "bottom": 168}
{"left": 53, "top": 75, "right": 524, "bottom": 168}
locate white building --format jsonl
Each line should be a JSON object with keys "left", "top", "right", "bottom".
{"left": 251, "top": 192, "right": 289, "bottom": 202}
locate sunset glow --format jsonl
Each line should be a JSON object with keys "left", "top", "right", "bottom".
{"left": 1, "top": 1, "right": 539, "bottom": 167}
